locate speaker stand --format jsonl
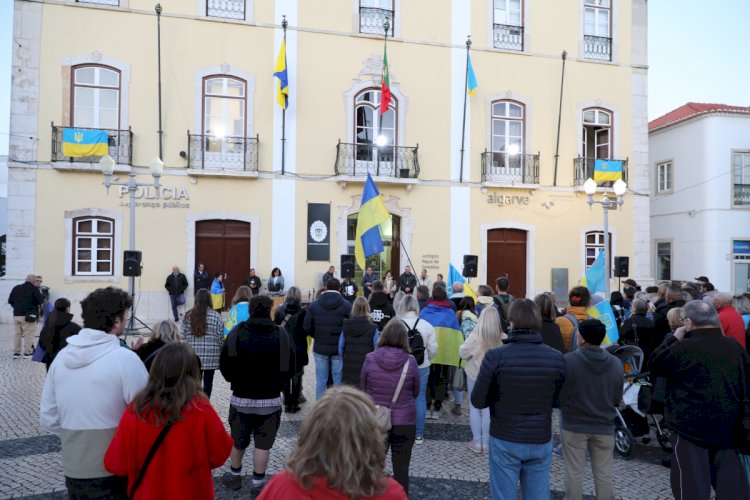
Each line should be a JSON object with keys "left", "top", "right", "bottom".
{"left": 124, "top": 275, "right": 152, "bottom": 337}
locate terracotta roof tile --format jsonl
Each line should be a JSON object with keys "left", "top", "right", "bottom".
{"left": 649, "top": 102, "right": 750, "bottom": 132}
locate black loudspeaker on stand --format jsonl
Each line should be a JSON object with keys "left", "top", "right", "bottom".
{"left": 340, "top": 254, "right": 355, "bottom": 279}
{"left": 614, "top": 256, "right": 629, "bottom": 278}
{"left": 123, "top": 250, "right": 142, "bottom": 277}
{"left": 462, "top": 255, "right": 478, "bottom": 278}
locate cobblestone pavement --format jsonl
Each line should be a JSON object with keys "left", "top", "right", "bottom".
{"left": 0, "top": 325, "right": 676, "bottom": 499}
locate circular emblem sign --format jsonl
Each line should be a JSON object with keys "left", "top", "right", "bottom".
{"left": 310, "top": 220, "right": 328, "bottom": 243}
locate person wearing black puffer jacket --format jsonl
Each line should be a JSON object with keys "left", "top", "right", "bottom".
{"left": 38, "top": 298, "right": 81, "bottom": 371}
{"left": 369, "top": 280, "right": 396, "bottom": 331}
{"left": 471, "top": 298, "right": 566, "bottom": 500}
{"left": 339, "top": 297, "right": 378, "bottom": 387}
{"left": 274, "top": 287, "right": 309, "bottom": 413}
{"left": 303, "top": 278, "right": 352, "bottom": 400}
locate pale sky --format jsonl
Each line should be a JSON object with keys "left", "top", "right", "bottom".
{"left": 0, "top": 1, "right": 748, "bottom": 155}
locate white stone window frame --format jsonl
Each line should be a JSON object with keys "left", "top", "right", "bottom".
{"left": 62, "top": 53, "right": 131, "bottom": 130}
{"left": 353, "top": 0, "right": 402, "bottom": 38}
{"left": 487, "top": 0, "right": 530, "bottom": 52}
{"left": 484, "top": 91, "right": 534, "bottom": 155}
{"left": 64, "top": 208, "right": 123, "bottom": 284}
{"left": 581, "top": 226, "right": 617, "bottom": 277}
{"left": 654, "top": 239, "right": 672, "bottom": 282}
{"left": 732, "top": 150, "right": 750, "bottom": 209}
{"left": 576, "top": 100, "right": 619, "bottom": 162}
{"left": 578, "top": 0, "right": 619, "bottom": 64}
{"left": 193, "top": 66, "right": 256, "bottom": 142}
{"left": 344, "top": 79, "right": 408, "bottom": 149}
{"left": 73, "top": 216, "right": 115, "bottom": 276}
{"left": 72, "top": 64, "right": 122, "bottom": 130}
{"left": 199, "top": 0, "right": 254, "bottom": 23}
{"left": 655, "top": 159, "right": 673, "bottom": 195}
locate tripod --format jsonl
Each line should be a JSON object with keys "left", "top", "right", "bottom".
{"left": 125, "top": 274, "right": 151, "bottom": 337}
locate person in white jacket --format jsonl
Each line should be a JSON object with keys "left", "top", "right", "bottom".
{"left": 40, "top": 287, "right": 148, "bottom": 499}
{"left": 395, "top": 294, "right": 438, "bottom": 445}
{"left": 459, "top": 307, "right": 504, "bottom": 454}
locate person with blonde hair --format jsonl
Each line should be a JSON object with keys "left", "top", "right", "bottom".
{"left": 666, "top": 307, "right": 682, "bottom": 333}
{"left": 258, "top": 386, "right": 406, "bottom": 499}
{"left": 338, "top": 296, "right": 378, "bottom": 388}
{"left": 362, "top": 321, "right": 420, "bottom": 494}
{"left": 133, "top": 319, "right": 181, "bottom": 371}
{"left": 459, "top": 307, "right": 503, "bottom": 453}
{"left": 224, "top": 286, "right": 253, "bottom": 336}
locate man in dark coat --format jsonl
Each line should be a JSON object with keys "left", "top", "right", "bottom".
{"left": 8, "top": 273, "right": 44, "bottom": 358}
{"left": 242, "top": 268, "right": 262, "bottom": 296}
{"left": 194, "top": 262, "right": 211, "bottom": 292}
{"left": 650, "top": 299, "right": 750, "bottom": 499}
{"left": 653, "top": 285, "right": 686, "bottom": 340}
{"left": 164, "top": 266, "right": 188, "bottom": 321}
{"left": 399, "top": 266, "right": 417, "bottom": 294}
{"left": 303, "top": 278, "right": 351, "bottom": 400}
{"left": 368, "top": 280, "right": 396, "bottom": 331}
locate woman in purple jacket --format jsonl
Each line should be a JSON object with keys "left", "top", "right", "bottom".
{"left": 361, "top": 320, "right": 420, "bottom": 495}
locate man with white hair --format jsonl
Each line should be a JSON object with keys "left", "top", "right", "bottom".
{"left": 650, "top": 300, "right": 750, "bottom": 498}
{"left": 713, "top": 292, "right": 746, "bottom": 348}
{"left": 450, "top": 282, "right": 465, "bottom": 309}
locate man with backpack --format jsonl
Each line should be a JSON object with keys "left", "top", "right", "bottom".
{"left": 493, "top": 276, "right": 515, "bottom": 331}
{"left": 397, "top": 294, "right": 437, "bottom": 445}
{"left": 220, "top": 295, "right": 296, "bottom": 493}
{"left": 556, "top": 286, "right": 591, "bottom": 353}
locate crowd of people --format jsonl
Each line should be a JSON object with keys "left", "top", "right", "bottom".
{"left": 8, "top": 263, "right": 750, "bottom": 499}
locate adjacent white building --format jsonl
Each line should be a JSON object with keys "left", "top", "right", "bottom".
{"left": 649, "top": 103, "right": 750, "bottom": 293}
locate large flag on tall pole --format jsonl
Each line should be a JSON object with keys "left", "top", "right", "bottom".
{"left": 380, "top": 45, "right": 391, "bottom": 114}
{"left": 467, "top": 53, "right": 478, "bottom": 96}
{"left": 354, "top": 175, "right": 390, "bottom": 270}
{"left": 273, "top": 39, "right": 289, "bottom": 109}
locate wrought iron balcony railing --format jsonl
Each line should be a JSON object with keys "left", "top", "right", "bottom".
{"left": 76, "top": 0, "right": 119, "bottom": 5}
{"left": 206, "top": 0, "right": 245, "bottom": 20}
{"left": 573, "top": 157, "right": 628, "bottom": 186}
{"left": 735, "top": 184, "right": 750, "bottom": 206}
{"left": 188, "top": 133, "right": 259, "bottom": 172}
{"left": 335, "top": 141, "right": 419, "bottom": 179}
{"left": 493, "top": 24, "right": 524, "bottom": 51}
{"left": 51, "top": 124, "right": 133, "bottom": 165}
{"left": 359, "top": 7, "right": 394, "bottom": 36}
{"left": 481, "top": 151, "right": 539, "bottom": 184}
{"left": 584, "top": 35, "right": 612, "bottom": 61}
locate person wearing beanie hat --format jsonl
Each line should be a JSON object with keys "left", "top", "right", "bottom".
{"left": 560, "top": 319, "right": 624, "bottom": 500}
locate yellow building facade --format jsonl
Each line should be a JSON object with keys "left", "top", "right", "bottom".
{"left": 5, "top": 0, "right": 650, "bottom": 322}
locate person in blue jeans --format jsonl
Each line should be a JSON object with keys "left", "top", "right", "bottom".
{"left": 395, "top": 294, "right": 438, "bottom": 444}
{"left": 471, "top": 298, "right": 566, "bottom": 499}
{"left": 303, "top": 278, "right": 352, "bottom": 399}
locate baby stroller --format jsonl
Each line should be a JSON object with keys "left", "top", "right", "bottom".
{"left": 605, "top": 344, "right": 672, "bottom": 458}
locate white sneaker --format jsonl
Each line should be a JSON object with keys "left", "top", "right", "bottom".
{"left": 432, "top": 409, "right": 441, "bottom": 420}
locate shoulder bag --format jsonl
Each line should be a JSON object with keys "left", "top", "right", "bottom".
{"left": 374, "top": 361, "right": 410, "bottom": 433}
{"left": 129, "top": 420, "right": 175, "bottom": 499}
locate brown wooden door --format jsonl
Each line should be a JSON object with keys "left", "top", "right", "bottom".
{"left": 487, "top": 228, "right": 527, "bottom": 298}
{"left": 196, "top": 220, "right": 251, "bottom": 305}
{"left": 390, "top": 214, "right": 401, "bottom": 275}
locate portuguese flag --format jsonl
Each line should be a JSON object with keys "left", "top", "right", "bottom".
{"left": 380, "top": 46, "right": 391, "bottom": 115}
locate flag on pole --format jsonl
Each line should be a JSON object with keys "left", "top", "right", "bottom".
{"left": 580, "top": 249, "right": 606, "bottom": 296}
{"left": 354, "top": 175, "right": 390, "bottom": 270}
{"left": 273, "top": 39, "right": 289, "bottom": 109}
{"left": 447, "top": 263, "right": 478, "bottom": 301}
{"left": 62, "top": 128, "right": 108, "bottom": 157}
{"left": 587, "top": 300, "right": 619, "bottom": 346}
{"left": 380, "top": 46, "right": 391, "bottom": 114}
{"left": 593, "top": 159, "right": 623, "bottom": 182}
{"left": 467, "top": 54, "right": 478, "bottom": 96}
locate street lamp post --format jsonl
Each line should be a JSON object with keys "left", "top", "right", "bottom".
{"left": 584, "top": 177, "right": 627, "bottom": 297}
{"left": 99, "top": 154, "right": 164, "bottom": 333}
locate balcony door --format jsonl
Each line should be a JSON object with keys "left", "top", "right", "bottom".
{"left": 582, "top": 108, "right": 611, "bottom": 160}
{"left": 202, "top": 76, "right": 247, "bottom": 169}
{"left": 354, "top": 89, "right": 397, "bottom": 176}
{"left": 72, "top": 65, "right": 120, "bottom": 130}
{"left": 490, "top": 100, "right": 525, "bottom": 181}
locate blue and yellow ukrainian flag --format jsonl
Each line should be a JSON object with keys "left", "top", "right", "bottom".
{"left": 580, "top": 249, "right": 606, "bottom": 296}
{"left": 447, "top": 263, "right": 477, "bottom": 301}
{"left": 420, "top": 303, "right": 462, "bottom": 367}
{"left": 587, "top": 300, "right": 619, "bottom": 346}
{"left": 467, "top": 53, "right": 478, "bottom": 96}
{"left": 273, "top": 39, "right": 289, "bottom": 110}
{"left": 593, "top": 159, "right": 623, "bottom": 182}
{"left": 354, "top": 174, "right": 390, "bottom": 270}
{"left": 62, "top": 128, "right": 108, "bottom": 157}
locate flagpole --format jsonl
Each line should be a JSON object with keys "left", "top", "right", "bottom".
{"left": 552, "top": 50, "right": 567, "bottom": 187}
{"left": 459, "top": 36, "right": 471, "bottom": 184}
{"left": 281, "top": 15, "right": 287, "bottom": 175}
{"left": 155, "top": 4, "right": 163, "bottom": 161}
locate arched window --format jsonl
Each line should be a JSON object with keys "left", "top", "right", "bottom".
{"left": 489, "top": 100, "right": 525, "bottom": 178}
{"left": 73, "top": 216, "right": 115, "bottom": 276}
{"left": 72, "top": 65, "right": 120, "bottom": 129}
{"left": 201, "top": 76, "right": 247, "bottom": 167}
{"left": 582, "top": 107, "right": 612, "bottom": 160}
{"left": 354, "top": 89, "right": 397, "bottom": 166}
{"left": 585, "top": 230, "right": 611, "bottom": 271}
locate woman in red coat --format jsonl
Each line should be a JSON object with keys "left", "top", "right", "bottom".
{"left": 105, "top": 343, "right": 232, "bottom": 499}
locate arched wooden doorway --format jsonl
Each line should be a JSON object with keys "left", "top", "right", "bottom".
{"left": 487, "top": 228, "right": 527, "bottom": 298}
{"left": 195, "top": 220, "right": 251, "bottom": 305}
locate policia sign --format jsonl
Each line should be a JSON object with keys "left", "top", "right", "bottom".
{"left": 307, "top": 203, "right": 330, "bottom": 261}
